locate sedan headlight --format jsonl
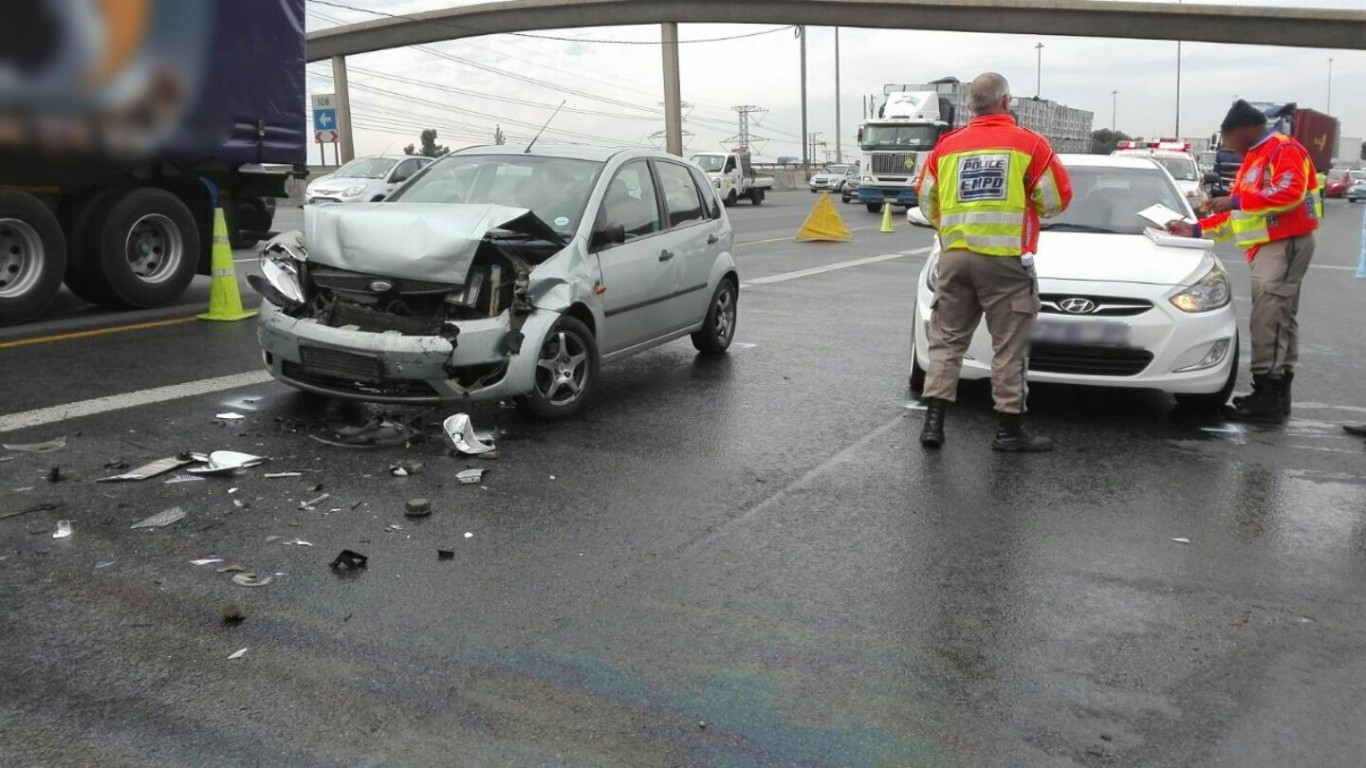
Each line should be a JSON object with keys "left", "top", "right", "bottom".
{"left": 861, "top": 175, "right": 873, "bottom": 183}
{"left": 342, "top": 183, "right": 368, "bottom": 198}
{"left": 1170, "top": 263, "right": 1231, "bottom": 313}
{"left": 251, "top": 230, "right": 308, "bottom": 307}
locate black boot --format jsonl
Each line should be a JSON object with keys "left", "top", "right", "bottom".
{"left": 1281, "top": 371, "right": 1294, "bottom": 417}
{"left": 1223, "top": 374, "right": 1286, "bottom": 423}
{"left": 992, "top": 413, "right": 1053, "bottom": 453}
{"left": 1231, "top": 376, "right": 1262, "bottom": 409}
{"left": 920, "top": 398, "right": 947, "bottom": 448}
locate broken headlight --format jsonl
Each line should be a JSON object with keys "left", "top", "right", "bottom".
{"left": 252, "top": 230, "right": 307, "bottom": 308}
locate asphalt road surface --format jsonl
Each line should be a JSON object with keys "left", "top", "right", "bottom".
{"left": 2, "top": 194, "right": 1365, "bottom": 767}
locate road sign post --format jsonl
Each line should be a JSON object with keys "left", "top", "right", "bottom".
{"left": 311, "top": 94, "right": 339, "bottom": 158}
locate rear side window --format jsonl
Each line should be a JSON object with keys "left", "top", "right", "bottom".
{"left": 656, "top": 161, "right": 705, "bottom": 228}
{"left": 690, "top": 165, "right": 721, "bottom": 219}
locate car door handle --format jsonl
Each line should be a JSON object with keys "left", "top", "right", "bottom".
{"left": 658, "top": 250, "right": 674, "bottom": 262}
{"left": 706, "top": 234, "right": 719, "bottom": 245}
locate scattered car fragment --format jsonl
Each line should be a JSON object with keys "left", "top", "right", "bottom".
{"left": 215, "top": 413, "right": 246, "bottom": 421}
{"left": 310, "top": 419, "right": 417, "bottom": 448}
{"left": 457, "top": 468, "right": 487, "bottom": 485}
{"left": 252, "top": 146, "right": 739, "bottom": 419}
{"left": 52, "top": 520, "right": 72, "bottom": 539}
{"left": 299, "top": 493, "right": 330, "bottom": 510}
{"left": 404, "top": 498, "right": 432, "bottom": 518}
{"left": 191, "top": 558, "right": 224, "bottom": 566}
{"left": 264, "top": 472, "right": 303, "bottom": 479}
{"left": 228, "top": 648, "right": 248, "bottom": 660}
{"left": 188, "top": 451, "right": 267, "bottom": 476}
{"left": 231, "top": 574, "right": 273, "bottom": 587}
{"left": 443, "top": 414, "right": 495, "bottom": 455}
{"left": 131, "top": 507, "right": 187, "bottom": 529}
{"left": 3, "top": 437, "right": 67, "bottom": 454}
{"left": 330, "top": 549, "right": 368, "bottom": 572}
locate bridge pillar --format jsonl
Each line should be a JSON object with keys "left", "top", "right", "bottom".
{"left": 332, "top": 55, "right": 356, "bottom": 163}
{"left": 661, "top": 23, "right": 683, "bottom": 156}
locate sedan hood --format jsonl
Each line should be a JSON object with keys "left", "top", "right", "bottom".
{"left": 305, "top": 203, "right": 565, "bottom": 285}
{"left": 1035, "top": 232, "right": 1213, "bottom": 286}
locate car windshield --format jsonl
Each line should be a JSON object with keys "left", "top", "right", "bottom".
{"left": 1153, "top": 156, "right": 1198, "bottom": 182}
{"left": 1042, "top": 166, "right": 1188, "bottom": 236}
{"left": 860, "top": 124, "right": 939, "bottom": 149}
{"left": 389, "top": 154, "right": 603, "bottom": 236}
{"left": 1350, "top": 171, "right": 1366, "bottom": 182}
{"left": 1328, "top": 169, "right": 1348, "bottom": 180}
{"left": 689, "top": 155, "right": 725, "bottom": 173}
{"left": 823, "top": 164, "right": 850, "bottom": 175}
{"left": 337, "top": 158, "right": 398, "bottom": 179}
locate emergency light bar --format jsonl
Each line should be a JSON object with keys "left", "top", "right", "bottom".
{"left": 1118, "top": 140, "right": 1192, "bottom": 152}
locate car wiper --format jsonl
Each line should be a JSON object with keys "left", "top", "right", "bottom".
{"left": 1039, "top": 223, "right": 1120, "bottom": 234}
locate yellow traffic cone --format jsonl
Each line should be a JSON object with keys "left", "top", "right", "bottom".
{"left": 795, "top": 192, "right": 853, "bottom": 242}
{"left": 879, "top": 202, "right": 895, "bottom": 233}
{"left": 198, "top": 208, "right": 257, "bottom": 322}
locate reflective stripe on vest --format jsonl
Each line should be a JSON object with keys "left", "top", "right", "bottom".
{"left": 934, "top": 147, "right": 1032, "bottom": 256}
{"left": 1230, "top": 209, "right": 1271, "bottom": 248}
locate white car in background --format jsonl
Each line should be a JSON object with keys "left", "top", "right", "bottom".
{"left": 305, "top": 156, "right": 434, "bottom": 204}
{"left": 1113, "top": 141, "right": 1210, "bottom": 213}
{"left": 809, "top": 163, "right": 856, "bottom": 193}
{"left": 908, "top": 154, "right": 1238, "bottom": 411}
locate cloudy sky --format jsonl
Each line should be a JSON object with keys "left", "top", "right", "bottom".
{"left": 304, "top": 0, "right": 1365, "bottom": 163}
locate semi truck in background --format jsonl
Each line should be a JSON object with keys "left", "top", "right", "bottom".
{"left": 0, "top": 0, "right": 307, "bottom": 325}
{"left": 855, "top": 89, "right": 956, "bottom": 213}
{"left": 1210, "top": 102, "right": 1338, "bottom": 196}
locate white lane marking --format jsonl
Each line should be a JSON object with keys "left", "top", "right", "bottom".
{"left": 1309, "top": 265, "right": 1358, "bottom": 271}
{"left": 0, "top": 371, "right": 275, "bottom": 434}
{"left": 742, "top": 247, "right": 931, "bottom": 287}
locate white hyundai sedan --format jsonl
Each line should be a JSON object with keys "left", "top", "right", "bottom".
{"left": 908, "top": 154, "right": 1238, "bottom": 411}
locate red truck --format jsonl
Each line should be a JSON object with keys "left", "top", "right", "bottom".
{"left": 1211, "top": 103, "right": 1338, "bottom": 195}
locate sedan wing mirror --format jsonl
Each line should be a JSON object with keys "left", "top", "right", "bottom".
{"left": 591, "top": 223, "right": 627, "bottom": 250}
{"left": 906, "top": 207, "right": 932, "bottom": 228}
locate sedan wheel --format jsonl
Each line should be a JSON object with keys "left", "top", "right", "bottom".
{"left": 519, "top": 316, "right": 599, "bottom": 420}
{"left": 691, "top": 278, "right": 738, "bottom": 354}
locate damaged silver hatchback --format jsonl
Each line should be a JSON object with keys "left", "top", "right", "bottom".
{"left": 252, "top": 146, "right": 739, "bottom": 419}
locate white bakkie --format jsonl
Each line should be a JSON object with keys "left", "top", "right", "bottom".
{"left": 907, "top": 154, "right": 1239, "bottom": 412}
{"left": 689, "top": 151, "right": 774, "bottom": 206}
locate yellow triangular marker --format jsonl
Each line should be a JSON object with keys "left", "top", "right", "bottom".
{"left": 198, "top": 208, "right": 257, "bottom": 322}
{"left": 795, "top": 192, "right": 853, "bottom": 242}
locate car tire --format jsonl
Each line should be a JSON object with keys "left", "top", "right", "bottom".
{"left": 0, "top": 192, "right": 67, "bottom": 325}
{"left": 518, "top": 315, "right": 599, "bottom": 421}
{"left": 867, "top": 203, "right": 882, "bottom": 214}
{"left": 691, "top": 277, "right": 738, "bottom": 355}
{"left": 90, "top": 187, "right": 200, "bottom": 308}
{"left": 1174, "top": 335, "right": 1239, "bottom": 412}
{"left": 909, "top": 319, "right": 927, "bottom": 394}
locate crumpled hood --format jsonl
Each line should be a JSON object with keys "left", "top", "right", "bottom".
{"left": 305, "top": 203, "right": 565, "bottom": 285}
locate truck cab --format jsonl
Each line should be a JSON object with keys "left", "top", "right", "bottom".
{"left": 856, "top": 90, "right": 955, "bottom": 213}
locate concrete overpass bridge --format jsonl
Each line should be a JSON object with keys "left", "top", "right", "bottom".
{"left": 306, "top": 0, "right": 1366, "bottom": 161}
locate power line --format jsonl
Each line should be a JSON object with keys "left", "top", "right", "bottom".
{"left": 307, "top": 0, "right": 795, "bottom": 45}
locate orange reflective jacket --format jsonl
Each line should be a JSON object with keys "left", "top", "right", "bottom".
{"left": 1198, "top": 131, "right": 1319, "bottom": 261}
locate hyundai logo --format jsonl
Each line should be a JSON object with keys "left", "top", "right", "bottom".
{"left": 1059, "top": 297, "right": 1097, "bottom": 315}
{"left": 369, "top": 280, "right": 394, "bottom": 292}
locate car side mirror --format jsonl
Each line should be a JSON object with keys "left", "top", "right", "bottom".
{"left": 370, "top": 194, "right": 387, "bottom": 203}
{"left": 1202, "top": 171, "right": 1219, "bottom": 186}
{"left": 906, "top": 207, "right": 932, "bottom": 228}
{"left": 591, "top": 223, "right": 627, "bottom": 250}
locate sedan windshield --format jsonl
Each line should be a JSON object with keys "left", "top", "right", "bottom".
{"left": 337, "top": 157, "right": 398, "bottom": 179}
{"left": 389, "top": 155, "right": 603, "bottom": 236}
{"left": 689, "top": 154, "right": 724, "bottom": 173}
{"left": 823, "top": 164, "right": 850, "bottom": 176}
{"left": 1042, "top": 166, "right": 1189, "bottom": 236}
{"left": 860, "top": 125, "right": 939, "bottom": 149}
{"left": 1152, "top": 156, "right": 1198, "bottom": 182}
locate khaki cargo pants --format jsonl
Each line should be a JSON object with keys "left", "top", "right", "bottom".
{"left": 1249, "top": 234, "right": 1315, "bottom": 376}
{"left": 923, "top": 249, "right": 1039, "bottom": 414}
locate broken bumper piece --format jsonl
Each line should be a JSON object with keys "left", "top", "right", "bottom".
{"left": 257, "top": 300, "right": 556, "bottom": 404}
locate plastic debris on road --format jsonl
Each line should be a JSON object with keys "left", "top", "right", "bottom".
{"left": 299, "top": 493, "right": 330, "bottom": 510}
{"left": 52, "top": 520, "right": 73, "bottom": 539}
{"left": 391, "top": 459, "right": 425, "bottom": 477}
{"left": 228, "top": 648, "right": 248, "bottom": 660}
{"left": 0, "top": 500, "right": 64, "bottom": 522}
{"left": 232, "top": 573, "right": 273, "bottom": 587}
{"left": 283, "top": 539, "right": 313, "bottom": 547}
{"left": 457, "top": 468, "right": 487, "bottom": 485}
{"left": 311, "top": 419, "right": 418, "bottom": 449}
{"left": 464, "top": 532, "right": 473, "bottom": 539}
{"left": 98, "top": 455, "right": 197, "bottom": 482}
{"left": 216, "top": 564, "right": 249, "bottom": 573}
{"left": 222, "top": 603, "right": 246, "bottom": 624}
{"left": 187, "top": 451, "right": 267, "bottom": 476}
{"left": 442, "top": 414, "right": 496, "bottom": 455}
{"left": 3, "top": 437, "right": 67, "bottom": 454}
{"left": 215, "top": 413, "right": 246, "bottom": 421}
{"left": 164, "top": 475, "right": 206, "bottom": 485}
{"left": 264, "top": 472, "right": 303, "bottom": 479}
{"left": 1172, "top": 537, "right": 1192, "bottom": 545}
{"left": 438, "top": 549, "right": 455, "bottom": 560}
{"left": 131, "top": 507, "right": 186, "bottom": 529}
{"left": 330, "top": 549, "right": 368, "bottom": 572}
{"left": 404, "top": 498, "right": 432, "bottom": 518}
{"left": 191, "top": 558, "right": 224, "bottom": 566}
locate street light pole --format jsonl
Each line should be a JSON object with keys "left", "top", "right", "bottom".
{"left": 1327, "top": 57, "right": 1334, "bottom": 114}
{"left": 1175, "top": 0, "right": 1182, "bottom": 138}
{"left": 799, "top": 26, "right": 808, "bottom": 173}
{"left": 835, "top": 28, "right": 842, "bottom": 163}
{"left": 1035, "top": 42, "right": 1044, "bottom": 98}
{"left": 1111, "top": 90, "right": 1118, "bottom": 131}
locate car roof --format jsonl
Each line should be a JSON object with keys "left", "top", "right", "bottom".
{"left": 448, "top": 144, "right": 664, "bottom": 163}
{"left": 1062, "top": 154, "right": 1172, "bottom": 171}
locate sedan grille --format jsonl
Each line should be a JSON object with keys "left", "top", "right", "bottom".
{"left": 1029, "top": 344, "right": 1153, "bottom": 377}
{"left": 310, "top": 267, "right": 453, "bottom": 296}
{"left": 1039, "top": 294, "right": 1153, "bottom": 317}
{"left": 298, "top": 346, "right": 385, "bottom": 383}
{"left": 870, "top": 152, "right": 917, "bottom": 176}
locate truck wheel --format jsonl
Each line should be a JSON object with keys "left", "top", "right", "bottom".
{"left": 91, "top": 188, "right": 200, "bottom": 308}
{"left": 866, "top": 203, "right": 882, "bottom": 214}
{"left": 750, "top": 189, "right": 765, "bottom": 206}
{"left": 724, "top": 190, "right": 738, "bottom": 207}
{"left": 0, "top": 192, "right": 66, "bottom": 325}
{"left": 60, "top": 188, "right": 125, "bottom": 306}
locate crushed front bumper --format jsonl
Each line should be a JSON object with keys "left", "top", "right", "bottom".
{"left": 257, "top": 300, "right": 555, "bottom": 404}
